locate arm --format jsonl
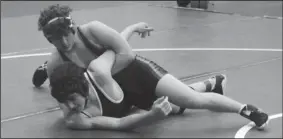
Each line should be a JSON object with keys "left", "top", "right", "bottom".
{"left": 120, "top": 24, "right": 138, "bottom": 41}
{"left": 87, "top": 50, "right": 126, "bottom": 100}
{"left": 88, "top": 21, "right": 134, "bottom": 57}
{"left": 88, "top": 21, "right": 136, "bottom": 73}
{"left": 66, "top": 109, "right": 160, "bottom": 131}
{"left": 46, "top": 51, "right": 65, "bottom": 78}
{"left": 121, "top": 22, "right": 153, "bottom": 41}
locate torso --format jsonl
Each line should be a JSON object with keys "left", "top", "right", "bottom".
{"left": 64, "top": 24, "right": 106, "bottom": 69}
{"left": 46, "top": 24, "right": 103, "bottom": 76}
{"left": 50, "top": 23, "right": 131, "bottom": 118}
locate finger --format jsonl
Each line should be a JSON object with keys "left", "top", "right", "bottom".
{"left": 154, "top": 96, "right": 164, "bottom": 104}
{"left": 165, "top": 107, "right": 172, "bottom": 115}
{"left": 159, "top": 96, "right": 166, "bottom": 102}
{"left": 142, "top": 32, "right": 146, "bottom": 38}
{"left": 163, "top": 105, "right": 170, "bottom": 114}
{"left": 163, "top": 105, "right": 171, "bottom": 116}
{"left": 164, "top": 102, "right": 172, "bottom": 112}
{"left": 160, "top": 101, "right": 169, "bottom": 109}
{"left": 147, "top": 27, "right": 154, "bottom": 31}
{"left": 164, "top": 96, "right": 169, "bottom": 102}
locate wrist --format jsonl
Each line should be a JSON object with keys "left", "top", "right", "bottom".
{"left": 148, "top": 109, "right": 157, "bottom": 117}
{"left": 131, "top": 24, "right": 139, "bottom": 32}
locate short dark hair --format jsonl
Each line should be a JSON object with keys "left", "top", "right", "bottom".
{"left": 38, "top": 4, "right": 73, "bottom": 31}
{"left": 49, "top": 62, "right": 89, "bottom": 103}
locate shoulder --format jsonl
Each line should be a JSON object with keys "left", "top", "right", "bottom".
{"left": 79, "top": 21, "right": 105, "bottom": 33}
{"left": 75, "top": 21, "right": 102, "bottom": 42}
{"left": 46, "top": 50, "right": 64, "bottom": 77}
{"left": 80, "top": 21, "right": 115, "bottom": 39}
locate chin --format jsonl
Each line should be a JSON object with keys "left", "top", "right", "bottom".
{"left": 61, "top": 46, "right": 73, "bottom": 52}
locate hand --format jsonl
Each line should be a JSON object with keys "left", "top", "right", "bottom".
{"left": 151, "top": 96, "right": 172, "bottom": 117}
{"left": 134, "top": 22, "right": 154, "bottom": 38}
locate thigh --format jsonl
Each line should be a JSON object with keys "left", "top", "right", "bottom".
{"left": 114, "top": 55, "right": 169, "bottom": 109}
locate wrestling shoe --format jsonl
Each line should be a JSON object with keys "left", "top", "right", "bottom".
{"left": 240, "top": 104, "right": 269, "bottom": 130}
{"left": 210, "top": 74, "right": 227, "bottom": 95}
{"left": 32, "top": 61, "right": 48, "bottom": 87}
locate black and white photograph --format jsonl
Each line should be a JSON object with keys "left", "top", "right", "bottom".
{"left": 1, "top": 1, "right": 282, "bottom": 138}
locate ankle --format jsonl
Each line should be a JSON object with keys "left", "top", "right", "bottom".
{"left": 204, "top": 78, "right": 215, "bottom": 92}
{"left": 238, "top": 104, "right": 247, "bottom": 114}
{"left": 209, "top": 78, "right": 216, "bottom": 90}
{"left": 239, "top": 104, "right": 259, "bottom": 119}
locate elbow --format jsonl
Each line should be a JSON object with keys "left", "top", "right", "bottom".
{"left": 116, "top": 53, "right": 135, "bottom": 64}
{"left": 121, "top": 51, "right": 135, "bottom": 59}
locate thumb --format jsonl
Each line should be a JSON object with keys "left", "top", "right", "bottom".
{"left": 154, "top": 96, "right": 165, "bottom": 104}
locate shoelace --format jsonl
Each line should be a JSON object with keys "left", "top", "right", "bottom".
{"left": 37, "top": 63, "right": 47, "bottom": 70}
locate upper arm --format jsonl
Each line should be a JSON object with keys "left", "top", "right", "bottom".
{"left": 87, "top": 50, "right": 124, "bottom": 102}
{"left": 87, "top": 21, "right": 134, "bottom": 56}
{"left": 87, "top": 50, "right": 115, "bottom": 74}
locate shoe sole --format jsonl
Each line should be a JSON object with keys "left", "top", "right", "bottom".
{"left": 221, "top": 74, "right": 227, "bottom": 95}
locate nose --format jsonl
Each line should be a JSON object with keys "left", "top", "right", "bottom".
{"left": 60, "top": 36, "right": 68, "bottom": 45}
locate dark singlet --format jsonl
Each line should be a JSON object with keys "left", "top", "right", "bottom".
{"left": 58, "top": 27, "right": 131, "bottom": 118}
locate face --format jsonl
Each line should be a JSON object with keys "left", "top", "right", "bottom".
{"left": 45, "top": 30, "right": 76, "bottom": 52}
{"left": 64, "top": 93, "right": 86, "bottom": 112}
{"left": 43, "top": 17, "right": 76, "bottom": 52}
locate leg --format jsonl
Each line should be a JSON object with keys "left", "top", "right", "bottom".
{"left": 170, "top": 74, "right": 227, "bottom": 114}
{"left": 155, "top": 74, "right": 269, "bottom": 129}
{"left": 156, "top": 74, "right": 241, "bottom": 112}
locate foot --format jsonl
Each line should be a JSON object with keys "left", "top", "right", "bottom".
{"left": 240, "top": 104, "right": 269, "bottom": 130}
{"left": 179, "top": 74, "right": 227, "bottom": 115}
{"left": 32, "top": 61, "right": 48, "bottom": 87}
{"left": 209, "top": 74, "right": 227, "bottom": 95}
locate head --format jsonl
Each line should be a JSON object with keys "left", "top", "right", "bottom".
{"left": 49, "top": 62, "right": 89, "bottom": 112}
{"left": 38, "top": 4, "right": 76, "bottom": 52}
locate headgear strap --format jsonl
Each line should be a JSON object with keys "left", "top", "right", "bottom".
{"left": 47, "top": 15, "right": 73, "bottom": 27}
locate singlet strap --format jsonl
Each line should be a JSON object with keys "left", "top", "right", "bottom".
{"left": 57, "top": 49, "right": 71, "bottom": 62}
{"left": 57, "top": 26, "right": 104, "bottom": 63}
{"left": 77, "top": 27, "right": 106, "bottom": 56}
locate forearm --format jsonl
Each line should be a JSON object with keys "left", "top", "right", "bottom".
{"left": 118, "top": 110, "right": 161, "bottom": 130}
{"left": 120, "top": 24, "right": 137, "bottom": 41}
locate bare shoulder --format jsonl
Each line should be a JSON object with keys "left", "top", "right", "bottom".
{"left": 80, "top": 21, "right": 112, "bottom": 37}
{"left": 46, "top": 50, "right": 64, "bottom": 77}
{"left": 79, "top": 21, "right": 104, "bottom": 32}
